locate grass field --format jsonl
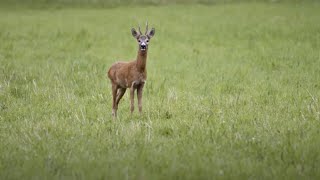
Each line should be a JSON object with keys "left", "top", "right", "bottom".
{"left": 1, "top": 1, "right": 320, "bottom": 179}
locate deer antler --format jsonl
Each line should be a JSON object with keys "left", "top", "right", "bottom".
{"left": 145, "top": 21, "right": 149, "bottom": 35}
{"left": 138, "top": 23, "right": 142, "bottom": 35}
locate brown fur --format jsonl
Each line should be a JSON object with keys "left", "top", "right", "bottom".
{"left": 107, "top": 24, "right": 155, "bottom": 118}
{"left": 108, "top": 50, "right": 147, "bottom": 89}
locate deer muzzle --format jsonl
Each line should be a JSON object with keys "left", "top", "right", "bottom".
{"left": 140, "top": 44, "right": 146, "bottom": 50}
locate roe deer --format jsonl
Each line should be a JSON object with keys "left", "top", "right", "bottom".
{"left": 107, "top": 22, "right": 155, "bottom": 118}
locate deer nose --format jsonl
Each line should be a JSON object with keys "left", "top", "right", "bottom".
{"left": 141, "top": 45, "right": 146, "bottom": 49}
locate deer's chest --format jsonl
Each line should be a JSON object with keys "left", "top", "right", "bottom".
{"left": 131, "top": 73, "right": 146, "bottom": 87}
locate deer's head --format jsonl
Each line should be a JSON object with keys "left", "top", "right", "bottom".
{"left": 131, "top": 22, "right": 155, "bottom": 51}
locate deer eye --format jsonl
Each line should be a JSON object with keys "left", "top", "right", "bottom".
{"left": 146, "top": 40, "right": 149, "bottom": 43}
{"left": 138, "top": 40, "right": 141, "bottom": 43}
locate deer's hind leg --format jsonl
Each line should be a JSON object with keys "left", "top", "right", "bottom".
{"left": 116, "top": 88, "right": 126, "bottom": 107}
{"left": 111, "top": 83, "right": 118, "bottom": 118}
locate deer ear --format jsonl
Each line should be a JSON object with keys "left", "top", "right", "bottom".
{"left": 147, "top": 28, "right": 155, "bottom": 38}
{"left": 131, "top": 28, "right": 139, "bottom": 39}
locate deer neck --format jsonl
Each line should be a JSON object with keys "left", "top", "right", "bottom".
{"left": 136, "top": 49, "right": 147, "bottom": 72}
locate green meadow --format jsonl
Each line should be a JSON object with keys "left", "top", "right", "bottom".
{"left": 0, "top": 1, "right": 320, "bottom": 179}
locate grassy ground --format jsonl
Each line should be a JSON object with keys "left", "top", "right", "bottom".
{"left": 1, "top": 1, "right": 320, "bottom": 179}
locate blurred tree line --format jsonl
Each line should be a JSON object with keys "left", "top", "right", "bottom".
{"left": 0, "top": 0, "right": 317, "bottom": 8}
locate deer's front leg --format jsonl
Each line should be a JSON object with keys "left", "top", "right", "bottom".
{"left": 137, "top": 82, "right": 145, "bottom": 114}
{"left": 130, "top": 86, "right": 135, "bottom": 114}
